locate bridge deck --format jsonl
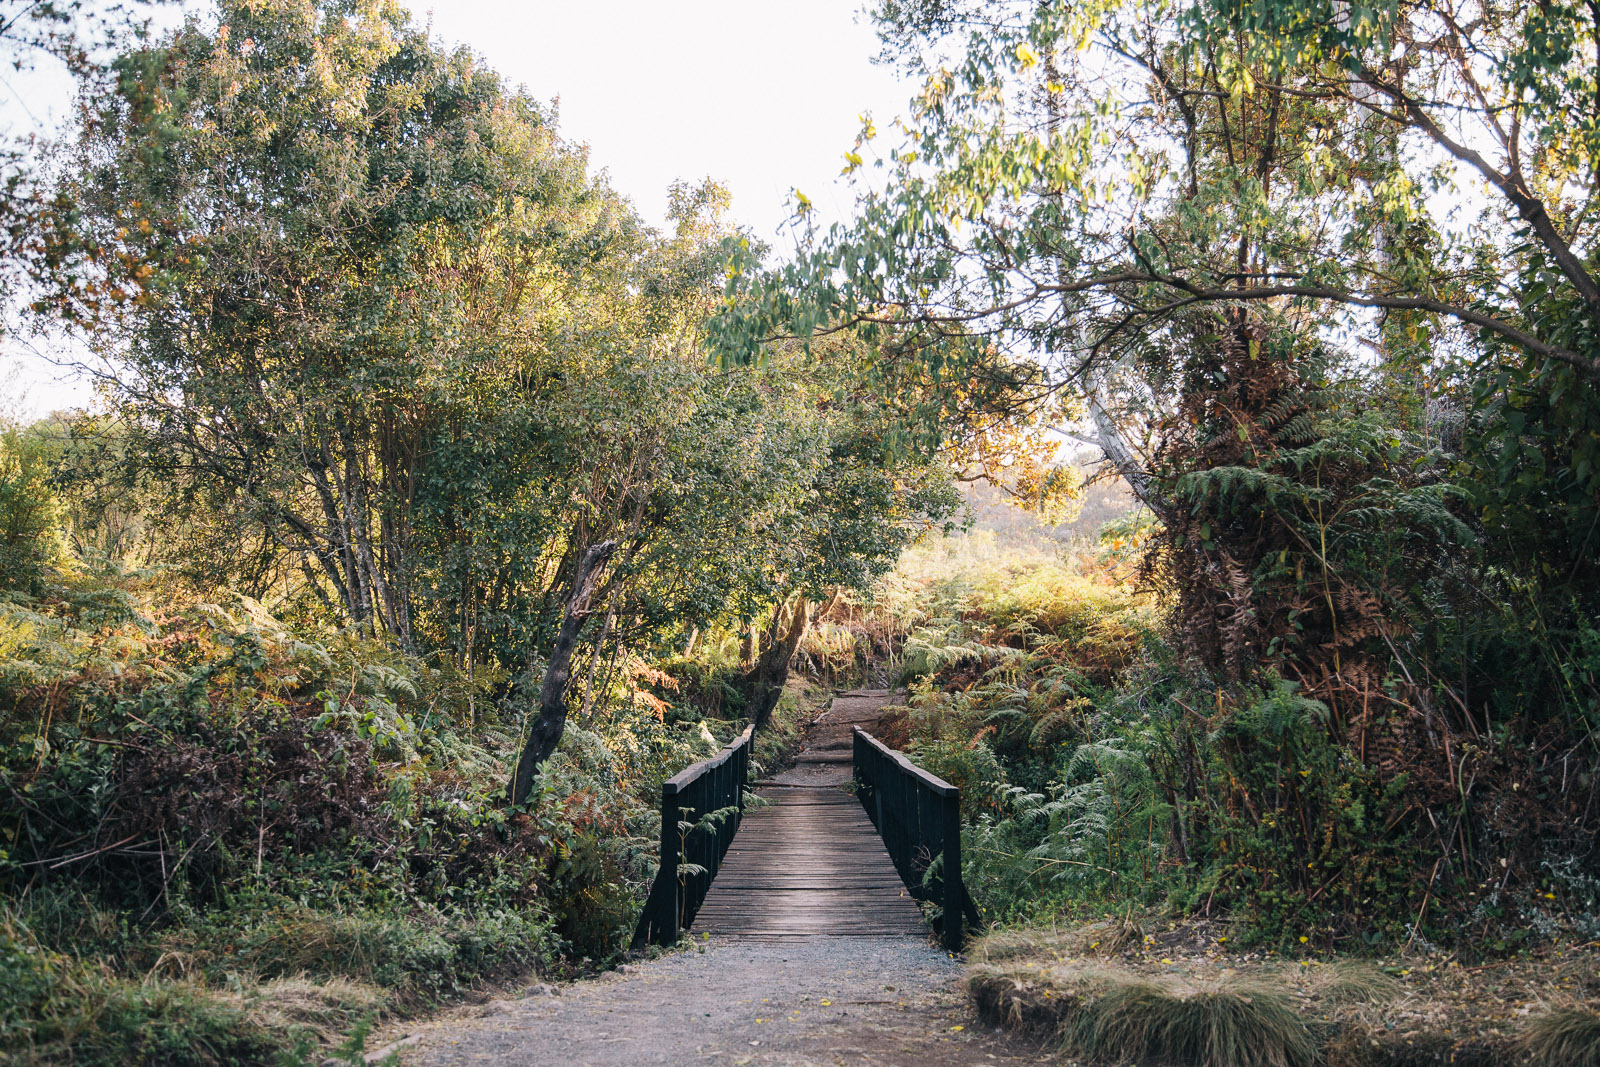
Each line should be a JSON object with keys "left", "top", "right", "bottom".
{"left": 690, "top": 690, "right": 927, "bottom": 942}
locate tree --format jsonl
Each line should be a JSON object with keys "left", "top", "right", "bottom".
{"left": 711, "top": 0, "right": 1596, "bottom": 514}
{"left": 70, "top": 2, "right": 964, "bottom": 787}
{"left": 69, "top": 0, "right": 643, "bottom": 645}
{"left": 0, "top": 0, "right": 166, "bottom": 331}
{"left": 507, "top": 540, "right": 615, "bottom": 804}
{"left": 706, "top": 0, "right": 1600, "bottom": 921}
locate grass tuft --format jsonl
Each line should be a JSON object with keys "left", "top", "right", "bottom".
{"left": 1071, "top": 980, "right": 1315, "bottom": 1067}
{"left": 1302, "top": 961, "right": 1401, "bottom": 1006}
{"left": 969, "top": 952, "right": 1315, "bottom": 1067}
{"left": 1524, "top": 1007, "right": 1600, "bottom": 1067}
{"left": 966, "top": 918, "right": 1141, "bottom": 966}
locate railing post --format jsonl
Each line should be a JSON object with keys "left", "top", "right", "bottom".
{"left": 942, "top": 787, "right": 964, "bottom": 952}
{"left": 659, "top": 782, "right": 681, "bottom": 945}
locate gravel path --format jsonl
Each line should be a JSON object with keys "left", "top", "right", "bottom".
{"left": 391, "top": 690, "right": 1043, "bottom": 1066}
{"left": 395, "top": 939, "right": 1048, "bottom": 1066}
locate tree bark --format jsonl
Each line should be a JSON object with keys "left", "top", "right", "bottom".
{"left": 1087, "top": 389, "right": 1171, "bottom": 519}
{"left": 506, "top": 540, "right": 617, "bottom": 804}
{"left": 743, "top": 594, "right": 813, "bottom": 733}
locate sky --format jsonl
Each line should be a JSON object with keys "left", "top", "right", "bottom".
{"left": 2, "top": 0, "right": 917, "bottom": 417}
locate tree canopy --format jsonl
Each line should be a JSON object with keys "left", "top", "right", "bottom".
{"left": 64, "top": 0, "right": 959, "bottom": 682}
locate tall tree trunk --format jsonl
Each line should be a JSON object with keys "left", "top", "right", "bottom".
{"left": 577, "top": 597, "right": 616, "bottom": 722}
{"left": 1086, "top": 387, "right": 1171, "bottom": 520}
{"left": 506, "top": 540, "right": 617, "bottom": 804}
{"left": 744, "top": 594, "right": 812, "bottom": 733}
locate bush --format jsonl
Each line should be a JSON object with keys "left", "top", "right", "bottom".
{"left": 909, "top": 738, "right": 1006, "bottom": 821}
{"left": 0, "top": 911, "right": 277, "bottom": 1067}
{"left": 0, "top": 427, "right": 65, "bottom": 595}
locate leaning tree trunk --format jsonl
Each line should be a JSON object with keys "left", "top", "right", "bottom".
{"left": 743, "top": 594, "right": 813, "bottom": 733}
{"left": 506, "top": 540, "right": 617, "bottom": 805}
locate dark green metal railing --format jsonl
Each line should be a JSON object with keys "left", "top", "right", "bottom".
{"left": 631, "top": 724, "right": 755, "bottom": 947}
{"left": 852, "top": 726, "right": 980, "bottom": 950}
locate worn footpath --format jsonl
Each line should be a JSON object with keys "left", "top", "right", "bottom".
{"left": 392, "top": 691, "right": 1047, "bottom": 1067}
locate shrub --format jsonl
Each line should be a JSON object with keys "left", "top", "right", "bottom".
{"left": 908, "top": 738, "right": 1006, "bottom": 820}
{"left": 0, "top": 911, "right": 276, "bottom": 1067}
{"left": 0, "top": 428, "right": 65, "bottom": 595}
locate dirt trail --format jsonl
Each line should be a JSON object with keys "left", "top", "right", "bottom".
{"left": 394, "top": 939, "right": 1046, "bottom": 1066}
{"left": 391, "top": 689, "right": 1044, "bottom": 1067}
{"left": 769, "top": 689, "right": 899, "bottom": 788}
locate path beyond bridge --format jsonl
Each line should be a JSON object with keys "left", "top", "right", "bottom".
{"left": 395, "top": 689, "right": 1046, "bottom": 1066}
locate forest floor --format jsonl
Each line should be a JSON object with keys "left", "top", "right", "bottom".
{"left": 387, "top": 689, "right": 1050, "bottom": 1067}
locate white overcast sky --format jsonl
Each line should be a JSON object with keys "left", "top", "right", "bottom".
{"left": 3, "top": 0, "right": 914, "bottom": 417}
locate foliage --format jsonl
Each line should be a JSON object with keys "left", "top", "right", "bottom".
{"left": 0, "top": 908, "right": 278, "bottom": 1067}
{"left": 713, "top": 0, "right": 1598, "bottom": 431}
{"left": 1150, "top": 317, "right": 1468, "bottom": 693}
{"left": 882, "top": 528, "right": 1593, "bottom": 948}
{"left": 0, "top": 565, "right": 712, "bottom": 1061}
{"left": 0, "top": 427, "right": 66, "bottom": 593}
{"left": 3, "top": 0, "right": 1598, "bottom": 1054}
{"left": 706, "top": 0, "right": 1600, "bottom": 956}
{"left": 67, "top": 0, "right": 959, "bottom": 694}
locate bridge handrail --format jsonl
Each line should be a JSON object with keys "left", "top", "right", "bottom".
{"left": 852, "top": 726, "right": 979, "bottom": 950}
{"left": 632, "top": 723, "right": 756, "bottom": 947}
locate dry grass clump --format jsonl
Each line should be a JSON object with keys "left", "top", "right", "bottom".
{"left": 969, "top": 959, "right": 1313, "bottom": 1067}
{"left": 1297, "top": 960, "right": 1401, "bottom": 1007}
{"left": 238, "top": 976, "right": 388, "bottom": 1045}
{"left": 967, "top": 918, "right": 1142, "bottom": 966}
{"left": 967, "top": 923, "right": 1600, "bottom": 1067}
{"left": 1523, "top": 1007, "right": 1600, "bottom": 1067}
{"left": 1073, "top": 980, "right": 1315, "bottom": 1067}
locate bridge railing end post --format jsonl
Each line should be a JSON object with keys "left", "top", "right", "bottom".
{"left": 942, "top": 787, "right": 964, "bottom": 953}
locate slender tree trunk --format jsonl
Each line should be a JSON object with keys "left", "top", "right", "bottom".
{"left": 1087, "top": 387, "right": 1171, "bottom": 520}
{"left": 577, "top": 598, "right": 616, "bottom": 722}
{"left": 507, "top": 540, "right": 617, "bottom": 805}
{"left": 744, "top": 594, "right": 812, "bottom": 733}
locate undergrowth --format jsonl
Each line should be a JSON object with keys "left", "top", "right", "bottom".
{"left": 873, "top": 527, "right": 1596, "bottom": 952}
{"left": 0, "top": 570, "right": 762, "bottom": 1064}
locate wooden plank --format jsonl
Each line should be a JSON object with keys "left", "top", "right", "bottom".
{"left": 687, "top": 771, "right": 928, "bottom": 941}
{"left": 675, "top": 690, "right": 935, "bottom": 943}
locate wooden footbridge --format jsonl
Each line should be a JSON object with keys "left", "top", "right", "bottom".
{"left": 632, "top": 689, "right": 979, "bottom": 950}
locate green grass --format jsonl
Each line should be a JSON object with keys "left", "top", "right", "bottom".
{"left": 1, "top": 911, "right": 279, "bottom": 1066}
